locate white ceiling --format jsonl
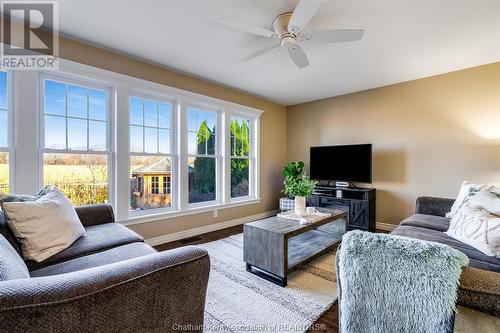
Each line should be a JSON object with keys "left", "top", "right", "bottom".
{"left": 53, "top": 0, "right": 500, "bottom": 105}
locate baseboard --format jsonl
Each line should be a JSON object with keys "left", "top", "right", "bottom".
{"left": 145, "top": 209, "right": 279, "bottom": 246}
{"left": 376, "top": 222, "right": 397, "bottom": 232}
{"left": 146, "top": 214, "right": 397, "bottom": 246}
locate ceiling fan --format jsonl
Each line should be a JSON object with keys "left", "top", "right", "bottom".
{"left": 221, "top": 0, "right": 364, "bottom": 68}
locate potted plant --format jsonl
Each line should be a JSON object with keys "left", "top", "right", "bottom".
{"left": 282, "top": 161, "right": 304, "bottom": 186}
{"left": 282, "top": 162, "right": 317, "bottom": 216}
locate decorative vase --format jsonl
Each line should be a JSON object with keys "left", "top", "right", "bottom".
{"left": 294, "top": 196, "right": 306, "bottom": 216}
{"left": 279, "top": 197, "right": 295, "bottom": 212}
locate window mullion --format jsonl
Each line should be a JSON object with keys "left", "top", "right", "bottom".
{"left": 156, "top": 104, "right": 159, "bottom": 154}
{"left": 178, "top": 99, "right": 188, "bottom": 211}
{"left": 223, "top": 111, "right": 230, "bottom": 204}
{"left": 142, "top": 101, "right": 145, "bottom": 152}
{"left": 64, "top": 84, "right": 68, "bottom": 149}
{"left": 86, "top": 88, "right": 90, "bottom": 150}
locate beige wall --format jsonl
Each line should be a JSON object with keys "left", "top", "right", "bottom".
{"left": 8, "top": 20, "right": 500, "bottom": 233}
{"left": 57, "top": 36, "right": 287, "bottom": 239}
{"left": 288, "top": 62, "right": 500, "bottom": 226}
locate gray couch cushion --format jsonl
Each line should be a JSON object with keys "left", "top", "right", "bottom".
{"left": 400, "top": 214, "right": 450, "bottom": 232}
{"left": 30, "top": 242, "right": 156, "bottom": 277}
{"left": 26, "top": 223, "right": 144, "bottom": 271}
{"left": 391, "top": 225, "right": 500, "bottom": 272}
{"left": 0, "top": 236, "right": 30, "bottom": 281}
{"left": 0, "top": 210, "right": 21, "bottom": 255}
{"left": 75, "top": 204, "right": 115, "bottom": 227}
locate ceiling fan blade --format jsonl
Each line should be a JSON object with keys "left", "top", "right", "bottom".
{"left": 288, "top": 44, "right": 309, "bottom": 68}
{"left": 221, "top": 19, "right": 277, "bottom": 38}
{"left": 288, "top": 0, "right": 323, "bottom": 34}
{"left": 243, "top": 43, "right": 279, "bottom": 61}
{"left": 310, "top": 29, "right": 365, "bottom": 43}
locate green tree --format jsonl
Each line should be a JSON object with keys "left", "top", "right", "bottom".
{"left": 191, "top": 119, "right": 250, "bottom": 198}
{"left": 192, "top": 121, "right": 216, "bottom": 196}
{"left": 230, "top": 119, "right": 250, "bottom": 197}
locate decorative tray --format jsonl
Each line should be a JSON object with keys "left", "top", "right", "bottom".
{"left": 277, "top": 210, "right": 332, "bottom": 224}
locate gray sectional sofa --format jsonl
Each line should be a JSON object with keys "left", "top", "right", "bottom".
{"left": 0, "top": 204, "right": 210, "bottom": 333}
{"left": 392, "top": 196, "right": 500, "bottom": 316}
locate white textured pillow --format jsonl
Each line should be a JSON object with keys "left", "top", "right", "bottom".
{"left": 447, "top": 181, "right": 495, "bottom": 219}
{"left": 467, "top": 190, "right": 500, "bottom": 216}
{"left": 446, "top": 205, "right": 500, "bottom": 257}
{"left": 2, "top": 188, "right": 85, "bottom": 262}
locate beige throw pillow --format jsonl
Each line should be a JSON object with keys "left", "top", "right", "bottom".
{"left": 446, "top": 204, "right": 500, "bottom": 257}
{"left": 2, "top": 188, "right": 85, "bottom": 262}
{"left": 467, "top": 190, "right": 500, "bottom": 216}
{"left": 447, "top": 181, "right": 495, "bottom": 219}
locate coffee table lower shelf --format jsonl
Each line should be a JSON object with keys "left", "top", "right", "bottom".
{"left": 288, "top": 229, "right": 343, "bottom": 269}
{"left": 245, "top": 228, "right": 343, "bottom": 287}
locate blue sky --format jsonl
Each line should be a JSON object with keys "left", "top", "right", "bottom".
{"left": 22, "top": 79, "right": 223, "bottom": 156}
{"left": 44, "top": 80, "right": 107, "bottom": 151}
{"left": 187, "top": 107, "right": 216, "bottom": 155}
{"left": 130, "top": 96, "right": 172, "bottom": 154}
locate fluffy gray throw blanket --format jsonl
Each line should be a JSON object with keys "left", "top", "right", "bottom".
{"left": 338, "top": 230, "right": 469, "bottom": 333}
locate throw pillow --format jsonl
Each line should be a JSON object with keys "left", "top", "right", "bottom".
{"left": 0, "top": 185, "right": 55, "bottom": 210}
{"left": 447, "top": 181, "right": 495, "bottom": 219}
{"left": 446, "top": 204, "right": 500, "bottom": 257}
{"left": 2, "top": 188, "right": 85, "bottom": 262}
{"left": 467, "top": 189, "right": 500, "bottom": 216}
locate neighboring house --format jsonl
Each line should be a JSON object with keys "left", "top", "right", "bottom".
{"left": 130, "top": 159, "right": 194, "bottom": 210}
{"left": 131, "top": 159, "right": 172, "bottom": 210}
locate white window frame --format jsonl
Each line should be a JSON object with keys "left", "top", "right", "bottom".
{"left": 185, "top": 101, "right": 222, "bottom": 209}
{"left": 12, "top": 58, "right": 262, "bottom": 225}
{"left": 227, "top": 112, "right": 255, "bottom": 202}
{"left": 38, "top": 71, "right": 115, "bottom": 207}
{"left": 127, "top": 90, "right": 178, "bottom": 217}
{"left": 151, "top": 176, "right": 159, "bottom": 194}
{"left": 163, "top": 176, "right": 171, "bottom": 195}
{"left": 0, "top": 70, "right": 14, "bottom": 193}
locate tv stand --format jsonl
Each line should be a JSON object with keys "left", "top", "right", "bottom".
{"left": 316, "top": 180, "right": 358, "bottom": 189}
{"left": 310, "top": 186, "right": 376, "bottom": 232}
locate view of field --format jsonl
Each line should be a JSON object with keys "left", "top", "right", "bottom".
{"left": 0, "top": 152, "right": 8, "bottom": 194}
{"left": 0, "top": 117, "right": 251, "bottom": 204}
{"left": 43, "top": 154, "right": 108, "bottom": 205}
{"left": 0, "top": 164, "right": 8, "bottom": 194}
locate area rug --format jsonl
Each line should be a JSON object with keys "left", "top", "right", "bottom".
{"left": 199, "top": 233, "right": 338, "bottom": 333}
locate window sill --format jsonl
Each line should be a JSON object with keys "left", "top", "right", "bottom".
{"left": 120, "top": 197, "right": 262, "bottom": 226}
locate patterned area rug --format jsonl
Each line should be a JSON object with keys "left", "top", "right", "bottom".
{"left": 199, "top": 233, "right": 338, "bottom": 333}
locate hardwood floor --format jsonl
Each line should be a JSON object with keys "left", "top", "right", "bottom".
{"left": 154, "top": 225, "right": 244, "bottom": 252}
{"left": 155, "top": 225, "right": 387, "bottom": 332}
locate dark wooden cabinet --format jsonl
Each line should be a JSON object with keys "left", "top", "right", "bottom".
{"left": 309, "top": 187, "right": 376, "bottom": 232}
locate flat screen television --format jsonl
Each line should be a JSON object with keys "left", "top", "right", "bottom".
{"left": 310, "top": 144, "right": 372, "bottom": 183}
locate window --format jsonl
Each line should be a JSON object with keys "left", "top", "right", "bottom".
{"left": 187, "top": 106, "right": 217, "bottom": 204}
{"left": 129, "top": 96, "right": 173, "bottom": 211}
{"left": 13, "top": 60, "right": 261, "bottom": 224}
{"left": 163, "top": 176, "right": 171, "bottom": 194}
{"left": 151, "top": 176, "right": 159, "bottom": 194}
{"left": 230, "top": 116, "right": 251, "bottom": 198}
{"left": 0, "top": 71, "right": 10, "bottom": 194}
{"left": 42, "top": 78, "right": 110, "bottom": 205}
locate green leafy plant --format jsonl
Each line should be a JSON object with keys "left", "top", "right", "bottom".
{"left": 283, "top": 161, "right": 304, "bottom": 180}
{"left": 283, "top": 175, "right": 317, "bottom": 198}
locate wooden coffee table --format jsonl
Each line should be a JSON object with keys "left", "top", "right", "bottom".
{"left": 243, "top": 208, "right": 347, "bottom": 286}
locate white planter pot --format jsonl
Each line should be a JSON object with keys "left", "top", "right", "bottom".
{"left": 294, "top": 196, "right": 306, "bottom": 216}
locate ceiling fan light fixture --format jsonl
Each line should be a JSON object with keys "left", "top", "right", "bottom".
{"left": 222, "top": 0, "right": 364, "bottom": 69}
{"left": 281, "top": 36, "right": 296, "bottom": 49}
